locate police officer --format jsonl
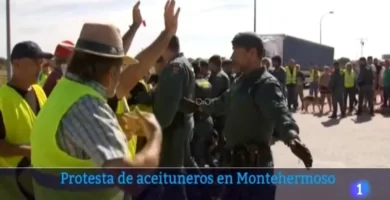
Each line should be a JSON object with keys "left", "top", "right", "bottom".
{"left": 208, "top": 55, "right": 230, "bottom": 157}
{"left": 222, "top": 59, "right": 235, "bottom": 84}
{"left": 185, "top": 32, "right": 313, "bottom": 200}
{"left": 191, "top": 62, "right": 215, "bottom": 167}
{"left": 153, "top": 35, "right": 195, "bottom": 200}
{"left": 356, "top": 57, "right": 375, "bottom": 116}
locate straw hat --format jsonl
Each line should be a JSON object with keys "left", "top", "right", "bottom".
{"left": 62, "top": 23, "right": 138, "bottom": 65}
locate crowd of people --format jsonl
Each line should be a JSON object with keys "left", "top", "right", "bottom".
{"left": 0, "top": 1, "right": 315, "bottom": 200}
{"left": 257, "top": 56, "right": 389, "bottom": 118}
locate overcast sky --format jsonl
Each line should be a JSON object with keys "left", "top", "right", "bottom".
{"left": 0, "top": 0, "right": 389, "bottom": 59}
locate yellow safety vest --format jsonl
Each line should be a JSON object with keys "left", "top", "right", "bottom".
{"left": 286, "top": 67, "right": 297, "bottom": 84}
{"left": 38, "top": 73, "right": 48, "bottom": 87}
{"left": 31, "top": 78, "right": 125, "bottom": 200}
{"left": 116, "top": 99, "right": 137, "bottom": 158}
{"left": 344, "top": 70, "right": 355, "bottom": 88}
{"left": 309, "top": 70, "right": 320, "bottom": 83}
{"left": 0, "top": 84, "right": 46, "bottom": 167}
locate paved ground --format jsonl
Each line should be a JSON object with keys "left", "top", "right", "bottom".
{"left": 272, "top": 105, "right": 390, "bottom": 168}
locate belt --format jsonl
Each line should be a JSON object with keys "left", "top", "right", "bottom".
{"left": 225, "top": 143, "right": 272, "bottom": 167}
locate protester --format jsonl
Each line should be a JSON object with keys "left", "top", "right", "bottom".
{"left": 382, "top": 60, "right": 390, "bottom": 107}
{"left": 38, "top": 58, "right": 54, "bottom": 86}
{"left": 356, "top": 57, "right": 375, "bottom": 116}
{"left": 42, "top": 40, "right": 74, "bottom": 96}
{"left": 343, "top": 62, "right": 357, "bottom": 114}
{"left": 270, "top": 55, "right": 286, "bottom": 93}
{"left": 373, "top": 57, "right": 382, "bottom": 104}
{"left": 30, "top": 1, "right": 182, "bottom": 199}
{"left": 309, "top": 66, "right": 320, "bottom": 99}
{"left": 296, "top": 64, "right": 305, "bottom": 107}
{"left": 0, "top": 41, "right": 51, "bottom": 199}
{"left": 285, "top": 59, "right": 298, "bottom": 111}
{"left": 328, "top": 61, "right": 346, "bottom": 118}
{"left": 319, "top": 66, "right": 332, "bottom": 114}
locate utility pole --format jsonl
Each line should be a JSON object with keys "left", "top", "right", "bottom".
{"left": 5, "top": 0, "right": 11, "bottom": 80}
{"left": 253, "top": 0, "right": 257, "bottom": 32}
{"left": 319, "top": 11, "right": 334, "bottom": 44}
{"left": 357, "top": 38, "right": 368, "bottom": 57}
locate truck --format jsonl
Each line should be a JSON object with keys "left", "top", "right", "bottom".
{"left": 259, "top": 34, "right": 335, "bottom": 83}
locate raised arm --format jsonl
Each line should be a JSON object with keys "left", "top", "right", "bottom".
{"left": 116, "top": 0, "right": 180, "bottom": 98}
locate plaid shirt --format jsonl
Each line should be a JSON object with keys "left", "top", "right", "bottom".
{"left": 56, "top": 73, "right": 129, "bottom": 167}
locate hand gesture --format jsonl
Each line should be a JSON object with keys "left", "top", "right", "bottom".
{"left": 132, "top": 1, "right": 143, "bottom": 26}
{"left": 117, "top": 112, "right": 143, "bottom": 139}
{"left": 164, "top": 0, "right": 180, "bottom": 35}
{"left": 289, "top": 139, "right": 313, "bottom": 169}
{"left": 135, "top": 108, "right": 161, "bottom": 140}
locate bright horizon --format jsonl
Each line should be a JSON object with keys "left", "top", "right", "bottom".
{"left": 0, "top": 0, "right": 389, "bottom": 60}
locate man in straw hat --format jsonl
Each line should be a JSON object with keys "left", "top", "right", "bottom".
{"left": 30, "top": 1, "right": 180, "bottom": 199}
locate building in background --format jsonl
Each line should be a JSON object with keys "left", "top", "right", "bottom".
{"left": 382, "top": 54, "right": 390, "bottom": 60}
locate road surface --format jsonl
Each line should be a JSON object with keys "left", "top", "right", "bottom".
{"left": 273, "top": 109, "right": 390, "bottom": 168}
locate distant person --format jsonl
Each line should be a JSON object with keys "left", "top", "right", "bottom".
{"left": 309, "top": 66, "right": 320, "bottom": 99}
{"left": 261, "top": 57, "right": 272, "bottom": 70}
{"left": 285, "top": 59, "right": 298, "bottom": 111}
{"left": 382, "top": 60, "right": 390, "bottom": 107}
{"left": 38, "top": 58, "right": 54, "bottom": 86}
{"left": 208, "top": 55, "right": 230, "bottom": 152}
{"left": 319, "top": 66, "right": 332, "bottom": 114}
{"left": 270, "top": 55, "right": 286, "bottom": 93}
{"left": 343, "top": 62, "right": 357, "bottom": 114}
{"left": 198, "top": 59, "right": 209, "bottom": 79}
{"left": 356, "top": 57, "right": 374, "bottom": 116}
{"left": 373, "top": 58, "right": 383, "bottom": 104}
{"left": 42, "top": 40, "right": 74, "bottom": 96}
{"left": 296, "top": 64, "right": 305, "bottom": 107}
{"left": 222, "top": 59, "right": 235, "bottom": 83}
{"left": 328, "top": 61, "right": 345, "bottom": 118}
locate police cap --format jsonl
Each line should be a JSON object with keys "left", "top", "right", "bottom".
{"left": 232, "top": 32, "right": 263, "bottom": 49}
{"left": 231, "top": 32, "right": 264, "bottom": 57}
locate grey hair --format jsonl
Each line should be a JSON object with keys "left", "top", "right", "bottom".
{"left": 262, "top": 57, "right": 271, "bottom": 63}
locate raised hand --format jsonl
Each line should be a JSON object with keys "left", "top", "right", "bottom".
{"left": 132, "top": 1, "right": 143, "bottom": 26}
{"left": 134, "top": 108, "right": 161, "bottom": 140}
{"left": 164, "top": 0, "right": 180, "bottom": 35}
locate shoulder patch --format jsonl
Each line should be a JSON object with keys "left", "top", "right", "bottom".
{"left": 170, "top": 63, "right": 181, "bottom": 74}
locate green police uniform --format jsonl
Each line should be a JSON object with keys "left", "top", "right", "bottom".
{"left": 201, "top": 33, "right": 300, "bottom": 167}
{"left": 199, "top": 33, "right": 300, "bottom": 200}
{"left": 153, "top": 53, "right": 195, "bottom": 168}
